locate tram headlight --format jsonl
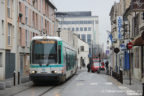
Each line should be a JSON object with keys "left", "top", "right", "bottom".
{"left": 31, "top": 70, "right": 37, "bottom": 74}
{"left": 51, "top": 70, "right": 57, "bottom": 73}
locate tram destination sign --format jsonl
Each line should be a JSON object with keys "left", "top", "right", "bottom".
{"left": 131, "top": 0, "right": 144, "bottom": 11}
{"left": 35, "top": 40, "right": 56, "bottom": 44}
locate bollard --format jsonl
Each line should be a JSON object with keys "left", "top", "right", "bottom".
{"left": 142, "top": 83, "right": 144, "bottom": 96}
{"left": 120, "top": 70, "right": 123, "bottom": 84}
{"left": 13, "top": 72, "right": 16, "bottom": 86}
{"left": 18, "top": 72, "right": 20, "bottom": 85}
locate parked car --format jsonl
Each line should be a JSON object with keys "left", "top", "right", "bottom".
{"left": 91, "top": 62, "right": 101, "bottom": 73}
{"left": 91, "top": 62, "right": 105, "bottom": 73}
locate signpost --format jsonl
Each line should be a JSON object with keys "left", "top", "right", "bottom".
{"left": 127, "top": 42, "right": 133, "bottom": 85}
{"left": 114, "top": 48, "right": 120, "bottom": 72}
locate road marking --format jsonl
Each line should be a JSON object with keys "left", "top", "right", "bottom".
{"left": 104, "top": 82, "right": 113, "bottom": 85}
{"left": 118, "top": 86, "right": 142, "bottom": 96}
{"left": 101, "top": 89, "right": 124, "bottom": 93}
{"left": 90, "top": 83, "right": 98, "bottom": 85}
{"left": 76, "top": 83, "right": 84, "bottom": 86}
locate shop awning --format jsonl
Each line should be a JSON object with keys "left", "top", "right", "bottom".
{"left": 132, "top": 36, "right": 144, "bottom": 46}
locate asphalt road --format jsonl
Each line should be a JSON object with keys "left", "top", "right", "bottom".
{"left": 13, "top": 69, "right": 141, "bottom": 96}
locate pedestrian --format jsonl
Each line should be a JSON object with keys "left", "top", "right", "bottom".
{"left": 105, "top": 61, "right": 109, "bottom": 74}
{"left": 87, "top": 63, "right": 91, "bottom": 72}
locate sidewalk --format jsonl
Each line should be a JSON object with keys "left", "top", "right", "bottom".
{"left": 0, "top": 81, "right": 33, "bottom": 96}
{"left": 109, "top": 74, "right": 142, "bottom": 96}
{"left": 123, "top": 75, "right": 142, "bottom": 94}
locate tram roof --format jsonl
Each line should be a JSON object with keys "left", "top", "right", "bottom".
{"left": 32, "top": 36, "right": 62, "bottom": 41}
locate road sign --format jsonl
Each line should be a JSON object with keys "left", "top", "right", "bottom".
{"left": 114, "top": 48, "right": 120, "bottom": 54}
{"left": 127, "top": 42, "right": 133, "bottom": 50}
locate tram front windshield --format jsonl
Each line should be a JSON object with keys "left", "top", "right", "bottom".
{"left": 31, "top": 40, "right": 57, "bottom": 65}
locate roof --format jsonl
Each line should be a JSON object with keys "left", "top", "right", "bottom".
{"left": 46, "top": 0, "right": 57, "bottom": 10}
{"left": 56, "top": 11, "right": 92, "bottom": 17}
{"left": 32, "top": 36, "right": 62, "bottom": 41}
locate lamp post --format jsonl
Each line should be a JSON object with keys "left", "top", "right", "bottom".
{"left": 57, "top": 28, "right": 61, "bottom": 37}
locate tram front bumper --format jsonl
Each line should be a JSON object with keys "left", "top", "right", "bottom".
{"left": 30, "top": 73, "right": 64, "bottom": 81}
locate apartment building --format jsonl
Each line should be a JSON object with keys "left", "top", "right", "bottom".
{"left": 0, "top": 0, "right": 6, "bottom": 81}
{"left": 18, "top": 0, "right": 56, "bottom": 81}
{"left": 109, "top": 0, "right": 144, "bottom": 82}
{"left": 0, "top": 0, "right": 57, "bottom": 89}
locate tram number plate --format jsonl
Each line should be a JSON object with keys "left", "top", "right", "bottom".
{"left": 42, "top": 68, "right": 45, "bottom": 72}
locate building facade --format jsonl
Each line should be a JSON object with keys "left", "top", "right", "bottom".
{"left": 109, "top": 0, "right": 144, "bottom": 84}
{"left": 0, "top": 0, "right": 57, "bottom": 89}
{"left": 56, "top": 11, "right": 99, "bottom": 56}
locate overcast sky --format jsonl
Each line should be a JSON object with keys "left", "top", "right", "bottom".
{"left": 52, "top": 0, "right": 120, "bottom": 48}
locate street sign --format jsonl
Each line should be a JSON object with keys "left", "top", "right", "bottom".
{"left": 114, "top": 48, "right": 120, "bottom": 54}
{"left": 117, "top": 16, "right": 123, "bottom": 39}
{"left": 127, "top": 42, "right": 133, "bottom": 50}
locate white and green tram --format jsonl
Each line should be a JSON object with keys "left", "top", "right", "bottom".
{"left": 29, "top": 36, "right": 77, "bottom": 84}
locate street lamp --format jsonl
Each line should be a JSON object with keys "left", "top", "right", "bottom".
{"left": 57, "top": 28, "right": 61, "bottom": 37}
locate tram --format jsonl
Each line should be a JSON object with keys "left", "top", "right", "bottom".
{"left": 29, "top": 36, "right": 78, "bottom": 84}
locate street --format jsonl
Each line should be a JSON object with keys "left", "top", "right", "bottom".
{"left": 7, "top": 69, "right": 141, "bottom": 96}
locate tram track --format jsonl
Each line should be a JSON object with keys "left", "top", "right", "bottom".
{"left": 38, "top": 86, "right": 56, "bottom": 96}
{"left": 11, "top": 71, "right": 80, "bottom": 96}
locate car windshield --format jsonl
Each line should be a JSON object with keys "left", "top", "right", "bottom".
{"left": 94, "top": 62, "right": 101, "bottom": 66}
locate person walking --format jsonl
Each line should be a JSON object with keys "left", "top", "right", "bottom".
{"left": 87, "top": 63, "right": 91, "bottom": 72}
{"left": 105, "top": 61, "right": 109, "bottom": 75}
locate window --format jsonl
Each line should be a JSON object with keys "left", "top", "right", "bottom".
{"left": 8, "top": 23, "right": 11, "bottom": 45}
{"left": 41, "top": 17, "right": 43, "bottom": 30}
{"left": 87, "top": 34, "right": 91, "bottom": 44}
{"left": 135, "top": 47, "right": 139, "bottom": 68}
{"left": 0, "top": 53, "right": 2, "bottom": 67}
{"left": 68, "top": 28, "right": 71, "bottom": 31}
{"left": 19, "top": 28, "right": 22, "bottom": 44}
{"left": 81, "top": 34, "right": 86, "bottom": 42}
{"left": 84, "top": 27, "right": 87, "bottom": 31}
{"left": 72, "top": 28, "right": 75, "bottom": 31}
{"left": 80, "top": 46, "right": 84, "bottom": 51}
{"left": 77, "top": 34, "right": 80, "bottom": 38}
{"left": 2, "top": 20, "right": 4, "bottom": 35}
{"left": 25, "top": 30, "right": 29, "bottom": 47}
{"left": 80, "top": 27, "right": 83, "bottom": 31}
{"left": 7, "top": 0, "right": 11, "bottom": 18}
{"left": 95, "top": 20, "right": 99, "bottom": 24}
{"left": 41, "top": 0, "right": 43, "bottom": 12}
{"left": 76, "top": 27, "right": 79, "bottom": 31}
{"left": 32, "top": 12, "right": 35, "bottom": 27}
{"left": 25, "top": 6, "right": 28, "bottom": 25}
{"left": 88, "top": 27, "right": 91, "bottom": 31}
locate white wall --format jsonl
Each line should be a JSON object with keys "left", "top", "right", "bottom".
{"left": 0, "top": 0, "right": 5, "bottom": 49}
{"left": 77, "top": 39, "right": 89, "bottom": 67}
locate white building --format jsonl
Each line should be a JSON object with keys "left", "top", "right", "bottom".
{"left": 56, "top": 11, "right": 99, "bottom": 55}
{"left": 59, "top": 29, "right": 89, "bottom": 68}
{"left": 77, "top": 38, "right": 89, "bottom": 68}
{"left": 0, "top": 0, "right": 6, "bottom": 81}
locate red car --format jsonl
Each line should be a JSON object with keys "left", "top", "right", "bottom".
{"left": 91, "top": 62, "right": 105, "bottom": 73}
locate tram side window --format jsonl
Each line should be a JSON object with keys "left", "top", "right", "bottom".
{"left": 58, "top": 45, "right": 61, "bottom": 64}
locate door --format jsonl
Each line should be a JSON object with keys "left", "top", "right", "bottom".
{"left": 5, "top": 51, "right": 15, "bottom": 79}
